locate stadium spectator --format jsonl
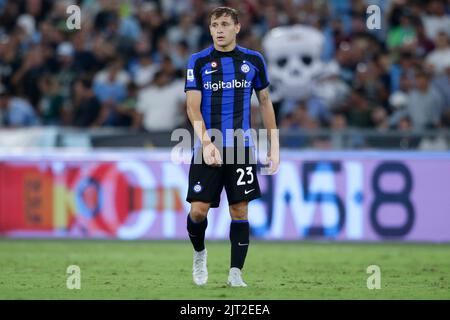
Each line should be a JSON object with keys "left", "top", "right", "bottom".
{"left": 353, "top": 61, "right": 389, "bottom": 112}
{"left": 330, "top": 112, "right": 348, "bottom": 131}
{"left": 10, "top": 44, "right": 46, "bottom": 108}
{"left": 169, "top": 40, "right": 190, "bottom": 71}
{"left": 137, "top": 2, "right": 167, "bottom": 58}
{"left": 329, "top": 112, "right": 349, "bottom": 149}
{"left": 389, "top": 73, "right": 411, "bottom": 112}
{"left": 0, "top": 0, "right": 448, "bottom": 148}
{"left": 371, "top": 106, "right": 390, "bottom": 131}
{"left": 279, "top": 102, "right": 313, "bottom": 148}
{"left": 93, "top": 58, "right": 130, "bottom": 103}
{"left": 38, "top": 74, "right": 64, "bottom": 125}
{"left": 343, "top": 88, "right": 373, "bottom": 128}
{"left": 167, "top": 14, "right": 201, "bottom": 52}
{"left": 93, "top": 58, "right": 130, "bottom": 126}
{"left": 71, "top": 77, "right": 102, "bottom": 128}
{"left": 425, "top": 31, "right": 450, "bottom": 74}
{"left": 72, "top": 30, "right": 99, "bottom": 74}
{"left": 135, "top": 70, "right": 184, "bottom": 132}
{"left": 117, "top": 81, "right": 139, "bottom": 128}
{"left": 413, "top": 20, "right": 436, "bottom": 57}
{"left": 397, "top": 115, "right": 413, "bottom": 131}
{"left": 390, "top": 71, "right": 443, "bottom": 129}
{"left": 421, "top": 0, "right": 450, "bottom": 40}
{"left": 389, "top": 50, "right": 417, "bottom": 93}
{"left": 118, "top": 3, "right": 142, "bottom": 43}
{"left": 129, "top": 50, "right": 158, "bottom": 88}
{"left": 55, "top": 41, "right": 76, "bottom": 102}
{"left": 0, "top": 34, "right": 18, "bottom": 91}
{"left": 432, "top": 65, "right": 450, "bottom": 118}
{"left": 0, "top": 89, "right": 39, "bottom": 126}
{"left": 158, "top": 54, "right": 182, "bottom": 80}
{"left": 387, "top": 12, "right": 417, "bottom": 50}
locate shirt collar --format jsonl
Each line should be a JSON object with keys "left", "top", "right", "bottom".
{"left": 211, "top": 45, "right": 244, "bottom": 59}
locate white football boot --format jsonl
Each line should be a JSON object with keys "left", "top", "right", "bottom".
{"left": 227, "top": 267, "right": 248, "bottom": 287}
{"left": 192, "top": 249, "right": 208, "bottom": 285}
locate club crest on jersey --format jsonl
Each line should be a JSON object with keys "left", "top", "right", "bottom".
{"left": 193, "top": 182, "right": 202, "bottom": 193}
{"left": 211, "top": 61, "right": 218, "bottom": 68}
{"left": 241, "top": 63, "right": 250, "bottom": 73}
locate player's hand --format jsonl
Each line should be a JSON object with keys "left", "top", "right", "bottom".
{"left": 202, "top": 142, "right": 223, "bottom": 167}
{"left": 266, "top": 147, "right": 279, "bottom": 175}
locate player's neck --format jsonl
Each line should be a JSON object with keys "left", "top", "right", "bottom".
{"left": 214, "top": 41, "right": 237, "bottom": 52}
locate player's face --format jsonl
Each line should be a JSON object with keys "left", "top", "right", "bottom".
{"left": 209, "top": 15, "right": 240, "bottom": 49}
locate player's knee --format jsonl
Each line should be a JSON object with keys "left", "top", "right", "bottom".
{"left": 189, "top": 204, "right": 209, "bottom": 222}
{"left": 190, "top": 210, "right": 207, "bottom": 222}
{"left": 231, "top": 212, "right": 248, "bottom": 220}
{"left": 229, "top": 203, "right": 248, "bottom": 220}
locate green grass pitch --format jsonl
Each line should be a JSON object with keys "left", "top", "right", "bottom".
{"left": 0, "top": 239, "right": 449, "bottom": 299}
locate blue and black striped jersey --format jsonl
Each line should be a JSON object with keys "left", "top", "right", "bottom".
{"left": 185, "top": 45, "right": 270, "bottom": 147}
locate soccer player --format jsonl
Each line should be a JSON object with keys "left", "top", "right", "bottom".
{"left": 184, "top": 7, "right": 279, "bottom": 287}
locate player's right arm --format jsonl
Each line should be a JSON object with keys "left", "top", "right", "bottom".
{"left": 185, "top": 53, "right": 222, "bottom": 167}
{"left": 186, "top": 90, "right": 222, "bottom": 167}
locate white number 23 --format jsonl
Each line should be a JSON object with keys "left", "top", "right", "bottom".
{"left": 236, "top": 166, "right": 254, "bottom": 185}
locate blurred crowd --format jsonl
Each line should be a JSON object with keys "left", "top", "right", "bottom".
{"left": 0, "top": 0, "right": 450, "bottom": 136}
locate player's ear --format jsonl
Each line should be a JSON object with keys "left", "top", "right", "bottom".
{"left": 235, "top": 23, "right": 241, "bottom": 35}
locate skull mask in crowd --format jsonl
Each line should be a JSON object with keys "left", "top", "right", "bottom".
{"left": 262, "top": 25, "right": 333, "bottom": 103}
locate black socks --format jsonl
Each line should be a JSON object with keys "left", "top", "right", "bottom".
{"left": 229, "top": 220, "right": 250, "bottom": 269}
{"left": 187, "top": 215, "right": 250, "bottom": 269}
{"left": 187, "top": 213, "right": 208, "bottom": 252}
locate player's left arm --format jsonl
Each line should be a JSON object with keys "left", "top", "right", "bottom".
{"left": 256, "top": 88, "right": 279, "bottom": 175}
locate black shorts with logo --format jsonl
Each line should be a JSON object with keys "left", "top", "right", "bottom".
{"left": 186, "top": 147, "right": 261, "bottom": 208}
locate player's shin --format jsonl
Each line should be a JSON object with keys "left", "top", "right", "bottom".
{"left": 229, "top": 220, "right": 250, "bottom": 269}
{"left": 187, "top": 213, "right": 208, "bottom": 252}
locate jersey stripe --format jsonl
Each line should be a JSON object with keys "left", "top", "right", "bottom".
{"left": 210, "top": 61, "right": 222, "bottom": 136}
{"left": 244, "top": 52, "right": 269, "bottom": 91}
{"left": 201, "top": 69, "right": 212, "bottom": 130}
{"left": 243, "top": 66, "right": 253, "bottom": 140}
{"left": 220, "top": 57, "right": 234, "bottom": 146}
{"left": 232, "top": 59, "right": 245, "bottom": 132}
{"left": 196, "top": 55, "right": 212, "bottom": 129}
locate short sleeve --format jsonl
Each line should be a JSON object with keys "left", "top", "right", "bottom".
{"left": 253, "top": 52, "right": 270, "bottom": 91}
{"left": 184, "top": 54, "right": 202, "bottom": 92}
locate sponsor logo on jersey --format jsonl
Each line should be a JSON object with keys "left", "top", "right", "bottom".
{"left": 203, "top": 79, "right": 252, "bottom": 91}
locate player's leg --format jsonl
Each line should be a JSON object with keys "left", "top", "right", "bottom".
{"left": 186, "top": 149, "right": 222, "bottom": 254}
{"left": 186, "top": 148, "right": 224, "bottom": 285}
{"left": 188, "top": 201, "right": 210, "bottom": 286}
{"left": 187, "top": 201, "right": 210, "bottom": 251}
{"left": 227, "top": 201, "right": 250, "bottom": 287}
{"left": 223, "top": 147, "right": 261, "bottom": 286}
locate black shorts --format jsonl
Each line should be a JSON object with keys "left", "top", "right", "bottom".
{"left": 186, "top": 147, "right": 261, "bottom": 208}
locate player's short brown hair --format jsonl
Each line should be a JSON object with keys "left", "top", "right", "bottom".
{"left": 208, "top": 7, "right": 239, "bottom": 25}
